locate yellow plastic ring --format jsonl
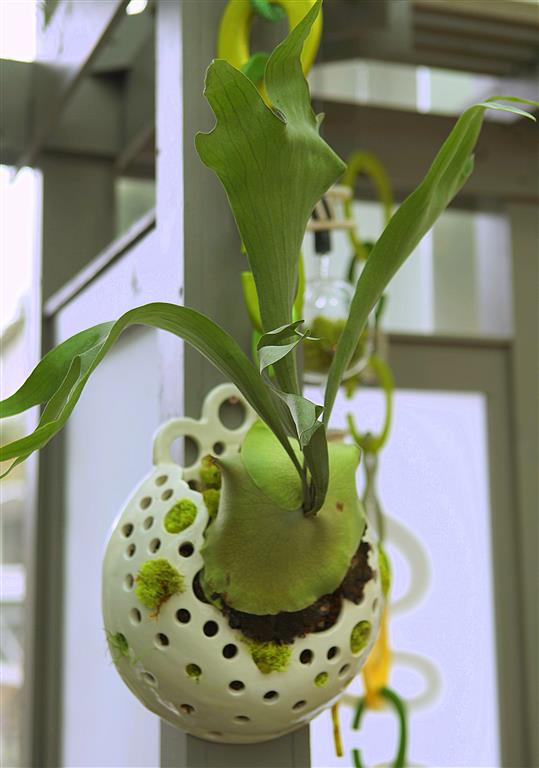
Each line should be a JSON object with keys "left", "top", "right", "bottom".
{"left": 342, "top": 151, "right": 394, "bottom": 263}
{"left": 217, "top": 1, "right": 322, "bottom": 88}
{"left": 347, "top": 355, "right": 394, "bottom": 453}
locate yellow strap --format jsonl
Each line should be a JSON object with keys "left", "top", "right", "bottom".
{"left": 341, "top": 151, "right": 393, "bottom": 263}
{"left": 331, "top": 702, "right": 344, "bottom": 757}
{"left": 347, "top": 355, "right": 394, "bottom": 453}
{"left": 217, "top": 0, "right": 322, "bottom": 100}
{"left": 362, "top": 607, "right": 391, "bottom": 709}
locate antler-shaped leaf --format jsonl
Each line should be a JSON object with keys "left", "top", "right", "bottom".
{"left": 196, "top": 0, "right": 345, "bottom": 397}
{"left": 0, "top": 303, "right": 301, "bottom": 477}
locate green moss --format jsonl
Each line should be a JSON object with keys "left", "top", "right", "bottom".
{"left": 378, "top": 544, "right": 391, "bottom": 599}
{"left": 350, "top": 620, "right": 372, "bottom": 654}
{"left": 164, "top": 499, "right": 197, "bottom": 533}
{"left": 304, "top": 315, "right": 366, "bottom": 376}
{"left": 106, "top": 631, "right": 129, "bottom": 663}
{"left": 245, "top": 639, "right": 291, "bottom": 674}
{"left": 200, "top": 455, "right": 222, "bottom": 489}
{"left": 186, "top": 663, "right": 202, "bottom": 681}
{"left": 314, "top": 671, "right": 329, "bottom": 687}
{"left": 135, "top": 558, "right": 183, "bottom": 612}
{"left": 202, "top": 488, "right": 220, "bottom": 520}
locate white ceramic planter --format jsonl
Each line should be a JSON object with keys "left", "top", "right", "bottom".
{"left": 102, "top": 385, "right": 383, "bottom": 744}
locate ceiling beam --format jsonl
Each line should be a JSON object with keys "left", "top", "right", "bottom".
{"left": 19, "top": 0, "right": 128, "bottom": 168}
{"left": 321, "top": 0, "right": 539, "bottom": 77}
{"left": 413, "top": 0, "right": 539, "bottom": 27}
{"left": 318, "top": 99, "right": 539, "bottom": 205}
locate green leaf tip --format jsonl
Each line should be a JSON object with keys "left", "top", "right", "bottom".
{"left": 135, "top": 558, "right": 183, "bottom": 613}
{"left": 164, "top": 499, "right": 198, "bottom": 534}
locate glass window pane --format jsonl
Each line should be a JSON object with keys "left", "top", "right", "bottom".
{"left": 61, "top": 329, "right": 161, "bottom": 767}
{"left": 1, "top": 164, "right": 39, "bottom": 768}
{"left": 302, "top": 206, "right": 513, "bottom": 338}
{"left": 309, "top": 387, "right": 499, "bottom": 767}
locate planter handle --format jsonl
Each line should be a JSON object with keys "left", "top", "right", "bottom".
{"left": 151, "top": 384, "right": 257, "bottom": 477}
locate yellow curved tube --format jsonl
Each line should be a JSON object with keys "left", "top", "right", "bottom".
{"left": 217, "top": 0, "right": 322, "bottom": 95}
{"left": 362, "top": 608, "right": 391, "bottom": 709}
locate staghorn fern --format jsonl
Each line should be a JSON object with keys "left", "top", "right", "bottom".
{"left": 0, "top": 1, "right": 536, "bottom": 613}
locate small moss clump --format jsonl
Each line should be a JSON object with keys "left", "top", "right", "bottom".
{"left": 350, "top": 620, "right": 372, "bottom": 654}
{"left": 202, "top": 488, "right": 220, "bottom": 520}
{"left": 186, "top": 663, "right": 202, "bottom": 681}
{"left": 135, "top": 558, "right": 183, "bottom": 612}
{"left": 199, "top": 455, "right": 221, "bottom": 489}
{"left": 106, "top": 631, "right": 129, "bottom": 663}
{"left": 304, "top": 316, "right": 366, "bottom": 376}
{"left": 378, "top": 544, "right": 391, "bottom": 599}
{"left": 245, "top": 639, "right": 291, "bottom": 674}
{"left": 314, "top": 671, "right": 329, "bottom": 687}
{"left": 164, "top": 499, "right": 197, "bottom": 534}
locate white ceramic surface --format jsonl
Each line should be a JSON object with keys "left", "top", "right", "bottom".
{"left": 102, "top": 385, "right": 382, "bottom": 743}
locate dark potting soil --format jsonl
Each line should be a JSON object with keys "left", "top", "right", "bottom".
{"left": 205, "top": 535, "right": 373, "bottom": 645}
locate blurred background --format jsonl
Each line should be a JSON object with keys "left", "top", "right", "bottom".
{"left": 1, "top": 1, "right": 537, "bottom": 767}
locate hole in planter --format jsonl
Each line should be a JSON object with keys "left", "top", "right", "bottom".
{"left": 193, "top": 572, "right": 210, "bottom": 604}
{"left": 229, "top": 680, "right": 245, "bottom": 692}
{"left": 300, "top": 649, "right": 313, "bottom": 665}
{"left": 372, "top": 598, "right": 378, "bottom": 612}
{"left": 161, "top": 489, "right": 173, "bottom": 501}
{"left": 207, "top": 731, "right": 223, "bottom": 738}
{"left": 130, "top": 608, "right": 141, "bottom": 624}
{"left": 327, "top": 646, "right": 340, "bottom": 661}
{"left": 155, "top": 633, "right": 169, "bottom": 648}
{"left": 176, "top": 608, "right": 191, "bottom": 624}
{"left": 203, "top": 621, "right": 219, "bottom": 637}
{"left": 218, "top": 398, "right": 246, "bottom": 430}
{"left": 122, "top": 523, "right": 134, "bottom": 538}
{"left": 180, "top": 704, "right": 195, "bottom": 715}
{"left": 155, "top": 475, "right": 168, "bottom": 486}
{"left": 126, "top": 543, "right": 136, "bottom": 558}
{"left": 143, "top": 516, "right": 154, "bottom": 530}
{"left": 263, "top": 690, "right": 279, "bottom": 702}
{"left": 339, "top": 664, "right": 351, "bottom": 678}
{"left": 314, "top": 671, "right": 329, "bottom": 687}
{"left": 142, "top": 671, "right": 157, "bottom": 686}
{"left": 140, "top": 497, "right": 152, "bottom": 510}
{"left": 124, "top": 574, "right": 134, "bottom": 590}
{"left": 293, "top": 700, "right": 307, "bottom": 711}
{"left": 149, "top": 538, "right": 161, "bottom": 554}
{"left": 222, "top": 644, "right": 238, "bottom": 659}
{"left": 179, "top": 542, "right": 194, "bottom": 558}
{"left": 212, "top": 441, "right": 225, "bottom": 456}
{"left": 234, "top": 715, "right": 250, "bottom": 723}
{"left": 186, "top": 663, "right": 202, "bottom": 679}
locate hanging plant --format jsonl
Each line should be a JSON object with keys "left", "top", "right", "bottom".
{"left": 303, "top": 185, "right": 373, "bottom": 385}
{"left": 1, "top": 0, "right": 536, "bottom": 746}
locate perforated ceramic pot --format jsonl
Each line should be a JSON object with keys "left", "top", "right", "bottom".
{"left": 102, "top": 385, "right": 383, "bottom": 744}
